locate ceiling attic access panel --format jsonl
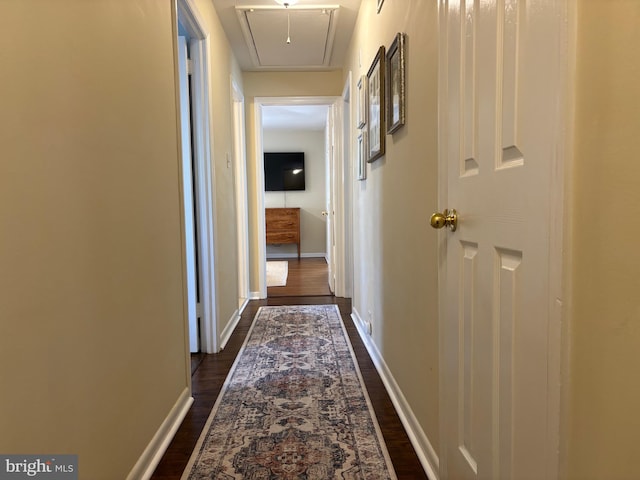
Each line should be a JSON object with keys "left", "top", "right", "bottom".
{"left": 236, "top": 6, "right": 339, "bottom": 68}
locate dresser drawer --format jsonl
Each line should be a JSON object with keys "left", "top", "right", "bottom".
{"left": 265, "top": 207, "right": 301, "bottom": 258}
{"left": 266, "top": 218, "right": 297, "bottom": 232}
{"left": 266, "top": 232, "right": 298, "bottom": 244}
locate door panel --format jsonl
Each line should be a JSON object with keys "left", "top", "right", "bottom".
{"left": 326, "top": 110, "right": 336, "bottom": 293}
{"left": 441, "top": 0, "right": 562, "bottom": 478}
{"left": 458, "top": 241, "right": 479, "bottom": 477}
{"left": 178, "top": 36, "right": 199, "bottom": 353}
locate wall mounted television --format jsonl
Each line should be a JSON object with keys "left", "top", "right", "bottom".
{"left": 264, "top": 152, "right": 305, "bottom": 191}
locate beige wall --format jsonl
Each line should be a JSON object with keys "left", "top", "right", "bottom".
{"left": 191, "top": 0, "right": 244, "bottom": 340}
{"left": 344, "top": 0, "right": 440, "bottom": 457}
{"left": 264, "top": 130, "right": 327, "bottom": 256}
{"left": 243, "top": 71, "right": 343, "bottom": 292}
{"left": 0, "top": 1, "right": 188, "bottom": 478}
{"left": 565, "top": 2, "right": 640, "bottom": 479}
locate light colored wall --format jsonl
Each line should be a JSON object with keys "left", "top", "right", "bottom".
{"left": 0, "top": 1, "right": 188, "bottom": 478}
{"left": 192, "top": 0, "right": 244, "bottom": 337}
{"left": 243, "top": 71, "right": 343, "bottom": 291}
{"left": 565, "top": 2, "right": 640, "bottom": 479}
{"left": 264, "top": 130, "right": 327, "bottom": 257}
{"left": 344, "top": 0, "right": 440, "bottom": 457}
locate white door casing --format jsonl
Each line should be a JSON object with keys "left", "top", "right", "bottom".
{"left": 253, "top": 96, "right": 341, "bottom": 298}
{"left": 341, "top": 74, "right": 354, "bottom": 299}
{"left": 438, "top": 1, "right": 565, "bottom": 479}
{"left": 325, "top": 106, "right": 336, "bottom": 293}
{"left": 177, "top": 36, "right": 199, "bottom": 353}
{"left": 231, "top": 79, "right": 249, "bottom": 312}
{"left": 177, "top": 0, "right": 218, "bottom": 354}
{"left": 329, "top": 88, "right": 354, "bottom": 299}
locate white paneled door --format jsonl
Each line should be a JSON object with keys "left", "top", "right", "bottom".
{"left": 438, "top": 1, "right": 565, "bottom": 479}
{"left": 178, "top": 36, "right": 199, "bottom": 353}
{"left": 326, "top": 108, "right": 336, "bottom": 293}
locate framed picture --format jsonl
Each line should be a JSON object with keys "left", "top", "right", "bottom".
{"left": 357, "top": 130, "right": 367, "bottom": 180}
{"left": 356, "top": 75, "right": 367, "bottom": 129}
{"left": 377, "top": 0, "right": 385, "bottom": 14}
{"left": 367, "top": 46, "right": 386, "bottom": 163}
{"left": 386, "top": 32, "right": 406, "bottom": 134}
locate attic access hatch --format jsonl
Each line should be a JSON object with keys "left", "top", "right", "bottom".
{"left": 236, "top": 5, "right": 340, "bottom": 69}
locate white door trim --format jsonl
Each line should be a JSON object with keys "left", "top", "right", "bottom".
{"left": 177, "top": 0, "right": 218, "bottom": 354}
{"left": 253, "top": 96, "right": 341, "bottom": 298}
{"left": 340, "top": 72, "right": 354, "bottom": 299}
{"left": 436, "top": 4, "right": 450, "bottom": 479}
{"left": 231, "top": 78, "right": 250, "bottom": 314}
{"left": 546, "top": 2, "right": 575, "bottom": 477}
{"left": 325, "top": 108, "right": 336, "bottom": 293}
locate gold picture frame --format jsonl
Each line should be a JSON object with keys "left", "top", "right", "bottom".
{"left": 367, "top": 46, "right": 386, "bottom": 163}
{"left": 386, "top": 33, "right": 406, "bottom": 134}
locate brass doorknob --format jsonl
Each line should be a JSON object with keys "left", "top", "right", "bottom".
{"left": 430, "top": 209, "right": 458, "bottom": 232}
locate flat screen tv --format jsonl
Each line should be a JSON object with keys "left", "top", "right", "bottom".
{"left": 264, "top": 152, "right": 305, "bottom": 191}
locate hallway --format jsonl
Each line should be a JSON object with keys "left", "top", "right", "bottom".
{"left": 4, "top": 1, "right": 640, "bottom": 478}
{"left": 151, "top": 297, "right": 428, "bottom": 479}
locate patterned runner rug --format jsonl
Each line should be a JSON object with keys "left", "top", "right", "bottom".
{"left": 182, "top": 304, "right": 397, "bottom": 479}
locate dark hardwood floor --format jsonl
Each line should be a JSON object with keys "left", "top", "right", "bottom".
{"left": 267, "top": 257, "right": 332, "bottom": 297}
{"left": 151, "top": 296, "right": 429, "bottom": 479}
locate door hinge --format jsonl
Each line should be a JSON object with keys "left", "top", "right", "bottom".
{"left": 187, "top": 58, "right": 193, "bottom": 75}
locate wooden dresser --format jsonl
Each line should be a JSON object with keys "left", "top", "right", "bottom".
{"left": 265, "top": 207, "right": 301, "bottom": 259}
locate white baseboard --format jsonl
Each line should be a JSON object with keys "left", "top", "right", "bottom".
{"left": 249, "top": 291, "right": 262, "bottom": 300}
{"left": 220, "top": 308, "right": 241, "bottom": 350}
{"left": 127, "top": 387, "right": 193, "bottom": 480}
{"left": 350, "top": 308, "right": 440, "bottom": 480}
{"left": 351, "top": 306, "right": 372, "bottom": 335}
{"left": 266, "top": 252, "right": 326, "bottom": 259}
{"left": 239, "top": 297, "right": 249, "bottom": 315}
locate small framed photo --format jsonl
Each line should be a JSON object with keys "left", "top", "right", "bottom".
{"left": 386, "top": 33, "right": 406, "bottom": 134}
{"left": 357, "top": 130, "right": 367, "bottom": 180}
{"left": 367, "top": 46, "right": 386, "bottom": 163}
{"left": 377, "top": 0, "right": 385, "bottom": 14}
{"left": 356, "top": 75, "right": 367, "bottom": 129}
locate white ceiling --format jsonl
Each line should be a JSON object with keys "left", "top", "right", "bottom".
{"left": 209, "top": 1, "right": 359, "bottom": 130}
{"left": 237, "top": 6, "right": 338, "bottom": 68}
{"left": 262, "top": 105, "right": 330, "bottom": 131}
{"left": 210, "top": 0, "right": 362, "bottom": 71}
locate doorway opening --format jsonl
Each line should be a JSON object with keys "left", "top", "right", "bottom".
{"left": 254, "top": 97, "right": 347, "bottom": 298}
{"left": 261, "top": 104, "right": 331, "bottom": 297}
{"left": 176, "top": 0, "right": 218, "bottom": 355}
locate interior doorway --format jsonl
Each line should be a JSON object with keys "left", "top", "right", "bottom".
{"left": 176, "top": 0, "right": 218, "bottom": 354}
{"left": 255, "top": 97, "right": 343, "bottom": 298}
